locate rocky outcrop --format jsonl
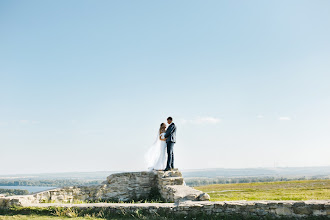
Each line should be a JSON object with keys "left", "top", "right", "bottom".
{"left": 0, "top": 169, "right": 209, "bottom": 206}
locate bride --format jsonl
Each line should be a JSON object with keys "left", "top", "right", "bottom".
{"left": 145, "top": 123, "right": 168, "bottom": 170}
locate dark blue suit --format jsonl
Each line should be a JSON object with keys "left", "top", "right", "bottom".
{"left": 164, "top": 123, "right": 176, "bottom": 170}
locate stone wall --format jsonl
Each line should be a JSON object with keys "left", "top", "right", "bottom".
{"left": 11, "top": 200, "right": 330, "bottom": 219}
{"left": 104, "top": 171, "right": 157, "bottom": 201}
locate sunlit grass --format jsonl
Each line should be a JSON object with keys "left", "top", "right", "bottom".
{"left": 195, "top": 179, "right": 330, "bottom": 201}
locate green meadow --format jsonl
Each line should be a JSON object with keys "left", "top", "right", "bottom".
{"left": 195, "top": 179, "right": 330, "bottom": 201}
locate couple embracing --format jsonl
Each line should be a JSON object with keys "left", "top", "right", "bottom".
{"left": 146, "top": 117, "right": 177, "bottom": 171}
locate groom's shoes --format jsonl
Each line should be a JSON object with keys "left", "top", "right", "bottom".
{"left": 164, "top": 167, "right": 175, "bottom": 172}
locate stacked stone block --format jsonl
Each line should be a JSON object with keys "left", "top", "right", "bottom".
{"left": 154, "top": 169, "right": 209, "bottom": 202}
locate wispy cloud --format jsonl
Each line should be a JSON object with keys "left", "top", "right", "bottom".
{"left": 180, "top": 116, "right": 221, "bottom": 125}
{"left": 19, "top": 120, "right": 29, "bottom": 124}
{"left": 278, "top": 116, "right": 291, "bottom": 121}
{"left": 257, "top": 115, "right": 264, "bottom": 119}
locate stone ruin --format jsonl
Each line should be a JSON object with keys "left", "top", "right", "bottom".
{"left": 0, "top": 169, "right": 209, "bottom": 207}
{"left": 1, "top": 170, "right": 330, "bottom": 218}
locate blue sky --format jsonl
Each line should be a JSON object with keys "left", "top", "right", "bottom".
{"left": 1, "top": 0, "right": 330, "bottom": 174}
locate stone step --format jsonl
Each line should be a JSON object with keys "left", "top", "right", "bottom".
{"left": 159, "top": 177, "right": 184, "bottom": 186}
{"left": 155, "top": 169, "right": 182, "bottom": 178}
{"left": 162, "top": 185, "right": 210, "bottom": 203}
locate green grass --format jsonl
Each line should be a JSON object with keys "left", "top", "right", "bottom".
{"left": 195, "top": 179, "right": 330, "bottom": 201}
{"left": 0, "top": 215, "right": 103, "bottom": 219}
{"left": 0, "top": 207, "right": 105, "bottom": 219}
{"left": 0, "top": 206, "right": 254, "bottom": 220}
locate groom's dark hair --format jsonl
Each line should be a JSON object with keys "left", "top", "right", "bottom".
{"left": 167, "top": 117, "right": 173, "bottom": 121}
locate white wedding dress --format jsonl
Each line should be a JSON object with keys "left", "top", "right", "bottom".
{"left": 145, "top": 132, "right": 167, "bottom": 170}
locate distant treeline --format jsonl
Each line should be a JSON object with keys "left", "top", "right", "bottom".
{"left": 1, "top": 176, "right": 329, "bottom": 187}
{"left": 0, "top": 180, "right": 103, "bottom": 187}
{"left": 185, "top": 176, "right": 330, "bottom": 186}
{"left": 0, "top": 188, "right": 29, "bottom": 196}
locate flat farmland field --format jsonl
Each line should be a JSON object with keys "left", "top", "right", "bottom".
{"left": 195, "top": 179, "right": 330, "bottom": 201}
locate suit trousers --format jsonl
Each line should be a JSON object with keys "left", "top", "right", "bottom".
{"left": 166, "top": 142, "right": 174, "bottom": 169}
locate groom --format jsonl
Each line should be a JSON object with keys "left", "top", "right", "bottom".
{"left": 164, "top": 117, "right": 176, "bottom": 171}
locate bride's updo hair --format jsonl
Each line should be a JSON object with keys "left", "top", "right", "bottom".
{"left": 159, "top": 123, "right": 166, "bottom": 133}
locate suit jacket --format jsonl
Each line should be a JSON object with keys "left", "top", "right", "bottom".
{"left": 164, "top": 123, "right": 176, "bottom": 143}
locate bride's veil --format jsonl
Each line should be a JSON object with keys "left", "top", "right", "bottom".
{"left": 145, "top": 131, "right": 161, "bottom": 171}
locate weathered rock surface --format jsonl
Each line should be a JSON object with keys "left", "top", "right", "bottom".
{"left": 0, "top": 169, "right": 208, "bottom": 206}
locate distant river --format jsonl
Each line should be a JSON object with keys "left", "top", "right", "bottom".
{"left": 0, "top": 186, "right": 57, "bottom": 194}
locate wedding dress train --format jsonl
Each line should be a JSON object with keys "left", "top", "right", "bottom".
{"left": 145, "top": 132, "right": 167, "bottom": 170}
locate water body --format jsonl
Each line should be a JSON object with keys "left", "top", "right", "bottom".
{"left": 0, "top": 186, "right": 57, "bottom": 194}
